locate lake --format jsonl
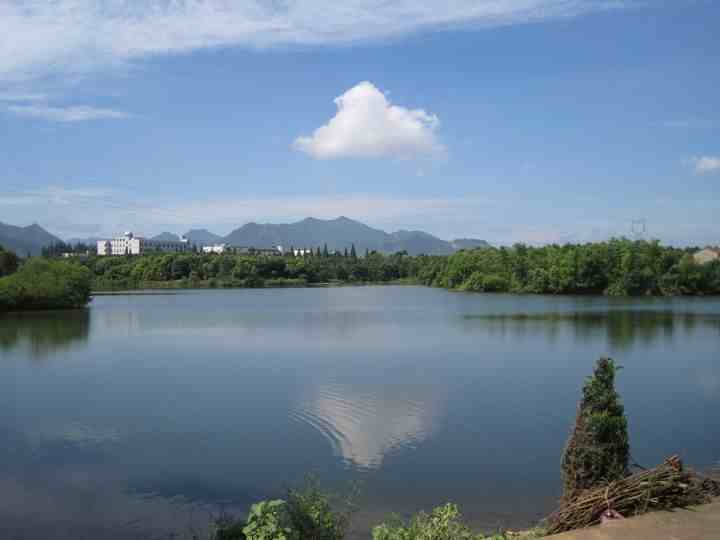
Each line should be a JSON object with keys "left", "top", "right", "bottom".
{"left": 1, "top": 286, "right": 718, "bottom": 539}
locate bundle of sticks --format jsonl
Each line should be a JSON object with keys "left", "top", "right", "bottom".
{"left": 544, "top": 455, "right": 720, "bottom": 535}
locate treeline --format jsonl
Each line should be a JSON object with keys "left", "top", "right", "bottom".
{"left": 6, "top": 237, "right": 718, "bottom": 299}
{"left": 41, "top": 241, "right": 96, "bottom": 257}
{"left": 82, "top": 250, "right": 421, "bottom": 290}
{"left": 416, "top": 239, "right": 720, "bottom": 296}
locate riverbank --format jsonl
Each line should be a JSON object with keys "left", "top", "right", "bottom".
{"left": 545, "top": 499, "right": 720, "bottom": 540}
{"left": 91, "top": 277, "right": 419, "bottom": 293}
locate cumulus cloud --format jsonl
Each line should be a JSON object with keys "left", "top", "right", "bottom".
{"left": 0, "top": 1, "right": 629, "bottom": 82}
{"left": 6, "top": 104, "right": 131, "bottom": 122}
{"left": 691, "top": 156, "right": 720, "bottom": 174}
{"left": 293, "top": 81, "right": 443, "bottom": 159}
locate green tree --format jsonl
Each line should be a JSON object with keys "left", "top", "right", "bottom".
{"left": 561, "top": 358, "right": 629, "bottom": 500}
{"left": 0, "top": 246, "right": 20, "bottom": 277}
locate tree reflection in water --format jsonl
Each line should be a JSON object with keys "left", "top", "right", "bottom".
{"left": 0, "top": 310, "right": 90, "bottom": 360}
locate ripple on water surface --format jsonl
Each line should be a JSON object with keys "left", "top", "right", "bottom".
{"left": 291, "top": 383, "right": 444, "bottom": 470}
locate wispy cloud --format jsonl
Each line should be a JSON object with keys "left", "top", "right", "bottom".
{"left": 655, "top": 119, "right": 712, "bottom": 129}
{"left": 0, "top": 91, "right": 46, "bottom": 102}
{"left": 6, "top": 104, "right": 131, "bottom": 122}
{"left": 294, "top": 81, "right": 443, "bottom": 160}
{"left": 690, "top": 156, "right": 720, "bottom": 175}
{"left": 0, "top": 1, "right": 631, "bottom": 82}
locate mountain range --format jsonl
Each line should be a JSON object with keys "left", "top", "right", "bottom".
{"left": 155, "top": 217, "right": 490, "bottom": 255}
{"left": 2, "top": 217, "right": 490, "bottom": 256}
{"left": 0, "top": 222, "right": 63, "bottom": 256}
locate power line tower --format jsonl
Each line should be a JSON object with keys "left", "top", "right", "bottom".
{"left": 630, "top": 218, "right": 647, "bottom": 240}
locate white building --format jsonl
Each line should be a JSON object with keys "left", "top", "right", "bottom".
{"left": 97, "top": 232, "right": 191, "bottom": 256}
{"left": 693, "top": 247, "right": 720, "bottom": 265}
{"left": 202, "top": 244, "right": 228, "bottom": 254}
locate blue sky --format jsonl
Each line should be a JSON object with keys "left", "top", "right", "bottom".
{"left": 1, "top": 0, "right": 718, "bottom": 245}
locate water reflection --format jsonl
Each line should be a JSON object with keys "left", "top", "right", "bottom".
{"left": 0, "top": 310, "right": 90, "bottom": 359}
{"left": 463, "top": 310, "right": 720, "bottom": 351}
{"left": 293, "top": 382, "right": 445, "bottom": 470}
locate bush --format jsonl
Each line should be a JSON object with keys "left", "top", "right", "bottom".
{"left": 216, "top": 479, "right": 356, "bottom": 540}
{"left": 372, "top": 503, "right": 499, "bottom": 540}
{"left": 243, "top": 500, "right": 297, "bottom": 540}
{"left": 285, "top": 477, "right": 353, "bottom": 540}
{"left": 0, "top": 258, "right": 92, "bottom": 311}
{"left": 561, "top": 358, "right": 629, "bottom": 500}
{"left": 0, "top": 245, "right": 20, "bottom": 277}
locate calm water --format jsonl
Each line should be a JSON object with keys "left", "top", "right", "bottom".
{"left": 1, "top": 286, "right": 719, "bottom": 539}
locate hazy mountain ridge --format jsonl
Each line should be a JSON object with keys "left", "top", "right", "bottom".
{"left": 0, "top": 222, "right": 63, "bottom": 256}
{"left": 221, "top": 217, "right": 488, "bottom": 255}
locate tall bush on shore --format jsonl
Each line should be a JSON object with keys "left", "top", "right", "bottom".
{"left": 561, "top": 358, "right": 630, "bottom": 500}
{"left": 0, "top": 258, "right": 92, "bottom": 311}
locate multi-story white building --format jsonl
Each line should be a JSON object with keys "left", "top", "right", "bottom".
{"left": 97, "top": 232, "right": 191, "bottom": 256}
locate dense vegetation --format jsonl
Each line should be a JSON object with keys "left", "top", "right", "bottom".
{"left": 0, "top": 257, "right": 92, "bottom": 311}
{"left": 415, "top": 239, "right": 720, "bottom": 296}
{"left": 0, "top": 245, "right": 20, "bottom": 277}
{"left": 214, "top": 480, "right": 512, "bottom": 540}
{"left": 76, "top": 238, "right": 720, "bottom": 296}
{"left": 81, "top": 250, "right": 420, "bottom": 290}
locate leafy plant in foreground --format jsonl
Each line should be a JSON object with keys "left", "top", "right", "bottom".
{"left": 242, "top": 500, "right": 297, "bottom": 540}
{"left": 371, "top": 503, "right": 501, "bottom": 540}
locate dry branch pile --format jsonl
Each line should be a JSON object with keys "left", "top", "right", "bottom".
{"left": 544, "top": 455, "right": 720, "bottom": 535}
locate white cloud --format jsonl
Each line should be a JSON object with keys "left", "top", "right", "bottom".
{"left": 6, "top": 104, "right": 131, "bottom": 122}
{"left": 293, "top": 81, "right": 443, "bottom": 159}
{"left": 0, "top": 1, "right": 629, "bottom": 82}
{"left": 691, "top": 156, "right": 720, "bottom": 174}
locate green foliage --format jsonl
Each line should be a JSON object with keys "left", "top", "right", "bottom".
{"left": 285, "top": 477, "right": 355, "bottom": 540}
{"left": 216, "top": 479, "right": 357, "bottom": 540}
{"left": 0, "top": 245, "right": 20, "bottom": 277}
{"left": 242, "top": 500, "right": 297, "bottom": 540}
{"left": 416, "top": 239, "right": 718, "bottom": 296}
{"left": 75, "top": 238, "right": 719, "bottom": 296}
{"left": 0, "top": 258, "right": 92, "bottom": 311}
{"left": 371, "top": 503, "right": 501, "bottom": 540}
{"left": 561, "top": 358, "right": 629, "bottom": 499}
{"left": 82, "top": 250, "right": 421, "bottom": 290}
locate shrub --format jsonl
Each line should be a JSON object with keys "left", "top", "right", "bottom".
{"left": 0, "top": 258, "right": 92, "bottom": 311}
{"left": 561, "top": 358, "right": 629, "bottom": 500}
{"left": 371, "top": 503, "right": 494, "bottom": 540}
{"left": 242, "top": 500, "right": 297, "bottom": 540}
{"left": 285, "top": 477, "right": 354, "bottom": 540}
{"left": 216, "top": 479, "right": 356, "bottom": 540}
{"left": 0, "top": 245, "right": 20, "bottom": 277}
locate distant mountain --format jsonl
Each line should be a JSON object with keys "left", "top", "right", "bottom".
{"left": 66, "top": 237, "right": 103, "bottom": 246}
{"left": 451, "top": 238, "right": 491, "bottom": 250}
{"left": 1, "top": 218, "right": 489, "bottom": 257}
{"left": 0, "top": 222, "right": 63, "bottom": 256}
{"left": 152, "top": 232, "right": 181, "bottom": 241}
{"left": 223, "top": 217, "right": 489, "bottom": 256}
{"left": 387, "top": 230, "right": 455, "bottom": 255}
{"left": 184, "top": 229, "right": 224, "bottom": 246}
